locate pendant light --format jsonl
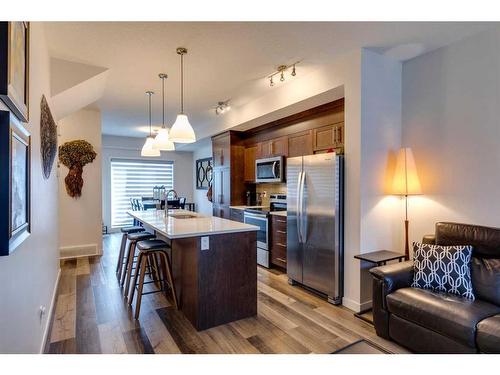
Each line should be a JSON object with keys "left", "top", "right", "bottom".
{"left": 169, "top": 47, "right": 196, "bottom": 143}
{"left": 141, "top": 91, "right": 160, "bottom": 157}
{"left": 153, "top": 73, "right": 175, "bottom": 151}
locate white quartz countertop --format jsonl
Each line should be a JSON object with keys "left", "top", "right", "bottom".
{"left": 269, "top": 211, "right": 287, "bottom": 217}
{"left": 127, "top": 209, "right": 259, "bottom": 239}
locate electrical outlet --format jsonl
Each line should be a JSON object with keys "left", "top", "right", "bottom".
{"left": 201, "top": 236, "right": 209, "bottom": 251}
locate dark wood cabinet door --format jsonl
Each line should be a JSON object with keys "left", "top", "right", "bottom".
{"left": 313, "top": 124, "right": 334, "bottom": 152}
{"left": 313, "top": 123, "right": 344, "bottom": 152}
{"left": 244, "top": 145, "right": 257, "bottom": 182}
{"left": 256, "top": 141, "right": 272, "bottom": 159}
{"left": 270, "top": 215, "right": 287, "bottom": 269}
{"left": 212, "top": 133, "right": 230, "bottom": 168}
{"left": 271, "top": 136, "right": 288, "bottom": 157}
{"left": 288, "top": 130, "right": 313, "bottom": 157}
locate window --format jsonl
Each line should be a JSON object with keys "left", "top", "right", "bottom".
{"left": 111, "top": 159, "right": 174, "bottom": 228}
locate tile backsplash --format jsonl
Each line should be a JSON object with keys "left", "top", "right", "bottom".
{"left": 255, "top": 183, "right": 287, "bottom": 206}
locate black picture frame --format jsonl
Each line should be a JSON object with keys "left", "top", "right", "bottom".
{"left": 0, "top": 110, "right": 31, "bottom": 255}
{"left": 196, "top": 157, "right": 213, "bottom": 190}
{"left": 0, "top": 22, "right": 30, "bottom": 123}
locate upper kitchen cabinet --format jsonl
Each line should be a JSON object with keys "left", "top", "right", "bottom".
{"left": 255, "top": 136, "right": 288, "bottom": 159}
{"left": 270, "top": 136, "right": 288, "bottom": 157}
{"left": 313, "top": 122, "right": 344, "bottom": 153}
{"left": 288, "top": 130, "right": 313, "bottom": 157}
{"left": 244, "top": 145, "right": 258, "bottom": 182}
{"left": 212, "top": 132, "right": 231, "bottom": 168}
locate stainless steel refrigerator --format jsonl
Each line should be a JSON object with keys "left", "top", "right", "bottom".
{"left": 287, "top": 153, "right": 344, "bottom": 304}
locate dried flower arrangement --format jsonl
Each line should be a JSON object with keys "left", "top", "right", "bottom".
{"left": 58, "top": 140, "right": 97, "bottom": 198}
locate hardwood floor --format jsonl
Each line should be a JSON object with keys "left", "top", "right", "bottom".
{"left": 47, "top": 233, "right": 408, "bottom": 354}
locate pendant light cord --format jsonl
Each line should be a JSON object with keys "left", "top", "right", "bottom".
{"left": 148, "top": 92, "right": 152, "bottom": 137}
{"left": 180, "top": 52, "right": 184, "bottom": 114}
{"left": 162, "top": 76, "right": 165, "bottom": 127}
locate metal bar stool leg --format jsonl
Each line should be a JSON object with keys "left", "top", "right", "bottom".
{"left": 116, "top": 233, "right": 127, "bottom": 277}
{"left": 134, "top": 254, "right": 148, "bottom": 319}
{"left": 123, "top": 242, "right": 138, "bottom": 297}
{"left": 158, "top": 251, "right": 178, "bottom": 309}
{"left": 128, "top": 252, "right": 144, "bottom": 306}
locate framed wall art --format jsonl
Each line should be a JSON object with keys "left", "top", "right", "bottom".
{"left": 0, "top": 111, "right": 31, "bottom": 255}
{"left": 196, "top": 157, "right": 213, "bottom": 190}
{"left": 0, "top": 21, "right": 30, "bottom": 123}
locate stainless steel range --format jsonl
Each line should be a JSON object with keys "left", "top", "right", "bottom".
{"left": 244, "top": 194, "right": 286, "bottom": 268}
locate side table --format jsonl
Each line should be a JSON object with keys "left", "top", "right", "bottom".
{"left": 353, "top": 250, "right": 407, "bottom": 324}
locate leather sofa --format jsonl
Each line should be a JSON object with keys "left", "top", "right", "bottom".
{"left": 370, "top": 222, "right": 500, "bottom": 353}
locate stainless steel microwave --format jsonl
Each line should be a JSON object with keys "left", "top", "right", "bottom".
{"left": 255, "top": 156, "right": 284, "bottom": 183}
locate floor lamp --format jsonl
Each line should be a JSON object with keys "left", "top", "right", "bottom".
{"left": 391, "top": 148, "right": 422, "bottom": 260}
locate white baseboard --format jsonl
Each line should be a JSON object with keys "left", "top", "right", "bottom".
{"left": 60, "top": 243, "right": 100, "bottom": 259}
{"left": 39, "top": 268, "right": 61, "bottom": 353}
{"left": 342, "top": 297, "right": 372, "bottom": 313}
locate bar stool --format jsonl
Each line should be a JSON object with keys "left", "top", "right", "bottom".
{"left": 116, "top": 226, "right": 145, "bottom": 281}
{"left": 128, "top": 239, "right": 178, "bottom": 319}
{"left": 122, "top": 231, "right": 156, "bottom": 298}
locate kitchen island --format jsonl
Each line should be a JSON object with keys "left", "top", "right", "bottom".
{"left": 127, "top": 209, "right": 258, "bottom": 331}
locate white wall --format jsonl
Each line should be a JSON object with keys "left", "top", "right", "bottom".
{"left": 192, "top": 138, "right": 213, "bottom": 216}
{"left": 0, "top": 23, "right": 60, "bottom": 353}
{"left": 359, "top": 50, "right": 403, "bottom": 304}
{"left": 58, "top": 109, "right": 103, "bottom": 257}
{"left": 102, "top": 135, "right": 194, "bottom": 232}
{"left": 402, "top": 27, "right": 500, "bottom": 245}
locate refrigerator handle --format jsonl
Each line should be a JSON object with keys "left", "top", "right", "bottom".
{"left": 296, "top": 171, "right": 303, "bottom": 244}
{"left": 300, "top": 171, "right": 307, "bottom": 243}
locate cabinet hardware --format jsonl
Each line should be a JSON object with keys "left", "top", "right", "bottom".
{"left": 276, "top": 219, "right": 286, "bottom": 223}
{"left": 276, "top": 257, "right": 287, "bottom": 263}
{"left": 276, "top": 243, "right": 286, "bottom": 247}
{"left": 277, "top": 230, "right": 286, "bottom": 234}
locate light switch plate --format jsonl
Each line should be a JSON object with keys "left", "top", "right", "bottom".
{"left": 201, "top": 236, "right": 209, "bottom": 251}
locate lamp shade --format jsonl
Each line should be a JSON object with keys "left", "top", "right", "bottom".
{"left": 391, "top": 147, "right": 422, "bottom": 195}
{"left": 153, "top": 128, "right": 175, "bottom": 151}
{"left": 141, "top": 136, "right": 160, "bottom": 157}
{"left": 169, "top": 113, "right": 196, "bottom": 143}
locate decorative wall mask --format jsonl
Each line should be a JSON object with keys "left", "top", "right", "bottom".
{"left": 58, "top": 140, "right": 97, "bottom": 198}
{"left": 40, "top": 95, "right": 57, "bottom": 179}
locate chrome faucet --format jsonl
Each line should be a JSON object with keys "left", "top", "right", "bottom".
{"left": 164, "top": 189, "right": 178, "bottom": 216}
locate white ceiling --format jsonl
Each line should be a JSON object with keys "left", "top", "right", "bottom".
{"left": 44, "top": 22, "right": 491, "bottom": 140}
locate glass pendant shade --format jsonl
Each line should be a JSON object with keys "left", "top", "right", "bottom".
{"left": 170, "top": 113, "right": 196, "bottom": 143}
{"left": 153, "top": 128, "right": 175, "bottom": 150}
{"left": 141, "top": 136, "right": 160, "bottom": 157}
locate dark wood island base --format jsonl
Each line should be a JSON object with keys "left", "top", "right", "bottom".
{"left": 163, "top": 231, "right": 257, "bottom": 331}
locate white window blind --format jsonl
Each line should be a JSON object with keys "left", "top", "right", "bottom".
{"left": 111, "top": 159, "right": 174, "bottom": 228}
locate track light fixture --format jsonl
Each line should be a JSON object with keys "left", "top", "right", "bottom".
{"left": 215, "top": 100, "right": 231, "bottom": 115}
{"left": 268, "top": 61, "right": 300, "bottom": 87}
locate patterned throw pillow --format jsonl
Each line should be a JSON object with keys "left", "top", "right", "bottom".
{"left": 412, "top": 242, "right": 475, "bottom": 300}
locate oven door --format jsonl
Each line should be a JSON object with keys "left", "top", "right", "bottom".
{"left": 255, "top": 157, "right": 283, "bottom": 183}
{"left": 244, "top": 212, "right": 269, "bottom": 250}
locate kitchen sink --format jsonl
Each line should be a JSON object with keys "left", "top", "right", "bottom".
{"left": 169, "top": 214, "right": 198, "bottom": 219}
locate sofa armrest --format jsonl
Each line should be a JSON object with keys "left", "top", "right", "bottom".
{"left": 422, "top": 234, "right": 436, "bottom": 245}
{"left": 370, "top": 261, "right": 414, "bottom": 339}
{"left": 370, "top": 261, "right": 414, "bottom": 297}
